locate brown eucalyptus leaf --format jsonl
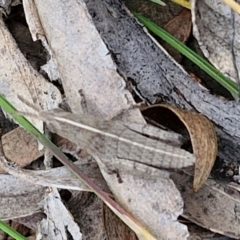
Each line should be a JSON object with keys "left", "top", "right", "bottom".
{"left": 164, "top": 8, "right": 191, "bottom": 43}
{"left": 143, "top": 104, "right": 217, "bottom": 192}
{"left": 163, "top": 8, "right": 192, "bottom": 62}
{"left": 0, "top": 127, "right": 43, "bottom": 173}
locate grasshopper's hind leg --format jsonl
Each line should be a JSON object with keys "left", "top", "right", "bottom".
{"left": 125, "top": 122, "right": 184, "bottom": 147}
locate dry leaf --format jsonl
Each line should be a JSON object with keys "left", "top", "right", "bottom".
{"left": 163, "top": 8, "right": 192, "bottom": 62}
{"left": 0, "top": 158, "right": 108, "bottom": 221}
{"left": 164, "top": 8, "right": 191, "bottom": 43}
{"left": 9, "top": 221, "right": 33, "bottom": 237}
{"left": 192, "top": 0, "right": 240, "bottom": 84}
{"left": 187, "top": 224, "right": 216, "bottom": 239}
{"left": 142, "top": 104, "right": 217, "bottom": 192}
{"left": 172, "top": 169, "right": 240, "bottom": 238}
{"left": 67, "top": 192, "right": 106, "bottom": 240}
{"left": 97, "top": 159, "right": 189, "bottom": 240}
{"left": 0, "top": 17, "right": 61, "bottom": 132}
{"left": 1, "top": 127, "right": 43, "bottom": 173}
{"left": 24, "top": 0, "right": 136, "bottom": 118}
{"left": 37, "top": 188, "right": 82, "bottom": 240}
{"left": 0, "top": 176, "right": 45, "bottom": 220}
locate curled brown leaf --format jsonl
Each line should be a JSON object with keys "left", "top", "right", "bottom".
{"left": 142, "top": 104, "right": 217, "bottom": 192}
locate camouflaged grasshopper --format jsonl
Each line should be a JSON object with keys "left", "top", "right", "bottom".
{"left": 18, "top": 108, "right": 195, "bottom": 175}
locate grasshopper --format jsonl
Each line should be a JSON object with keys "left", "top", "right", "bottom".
{"left": 18, "top": 109, "right": 195, "bottom": 174}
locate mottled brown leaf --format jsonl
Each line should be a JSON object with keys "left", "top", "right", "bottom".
{"left": 143, "top": 104, "right": 217, "bottom": 192}
{"left": 163, "top": 8, "right": 192, "bottom": 62}
{"left": 0, "top": 127, "right": 43, "bottom": 173}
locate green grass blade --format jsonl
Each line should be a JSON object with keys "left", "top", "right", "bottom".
{"left": 0, "top": 220, "right": 27, "bottom": 240}
{"left": 133, "top": 12, "right": 239, "bottom": 97}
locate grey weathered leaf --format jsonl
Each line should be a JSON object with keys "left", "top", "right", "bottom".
{"left": 192, "top": 0, "right": 240, "bottom": 84}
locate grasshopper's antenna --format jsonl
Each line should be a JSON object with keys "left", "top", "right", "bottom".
{"left": 15, "top": 95, "right": 42, "bottom": 119}
{"left": 14, "top": 110, "right": 40, "bottom": 119}
{"left": 17, "top": 95, "right": 42, "bottom": 112}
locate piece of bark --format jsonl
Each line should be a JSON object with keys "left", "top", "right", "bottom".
{"left": 0, "top": 174, "right": 45, "bottom": 220}
{"left": 0, "top": 158, "right": 110, "bottom": 194}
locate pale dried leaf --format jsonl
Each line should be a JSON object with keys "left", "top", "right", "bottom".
{"left": 192, "top": 0, "right": 240, "bottom": 83}
{"left": 36, "top": 188, "right": 82, "bottom": 240}
{"left": 0, "top": 127, "right": 43, "bottom": 173}
{"left": 25, "top": 0, "right": 139, "bottom": 119}
{"left": 222, "top": 0, "right": 240, "bottom": 14}
{"left": 172, "top": 168, "right": 240, "bottom": 238}
{"left": 0, "top": 158, "right": 108, "bottom": 220}
{"left": 97, "top": 160, "right": 189, "bottom": 240}
{"left": 0, "top": 157, "right": 109, "bottom": 193}
{"left": 0, "top": 172, "right": 45, "bottom": 220}
{"left": 0, "top": 17, "right": 62, "bottom": 132}
{"left": 144, "top": 104, "right": 217, "bottom": 192}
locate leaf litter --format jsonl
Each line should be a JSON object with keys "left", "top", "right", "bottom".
{"left": 0, "top": 0, "right": 237, "bottom": 239}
